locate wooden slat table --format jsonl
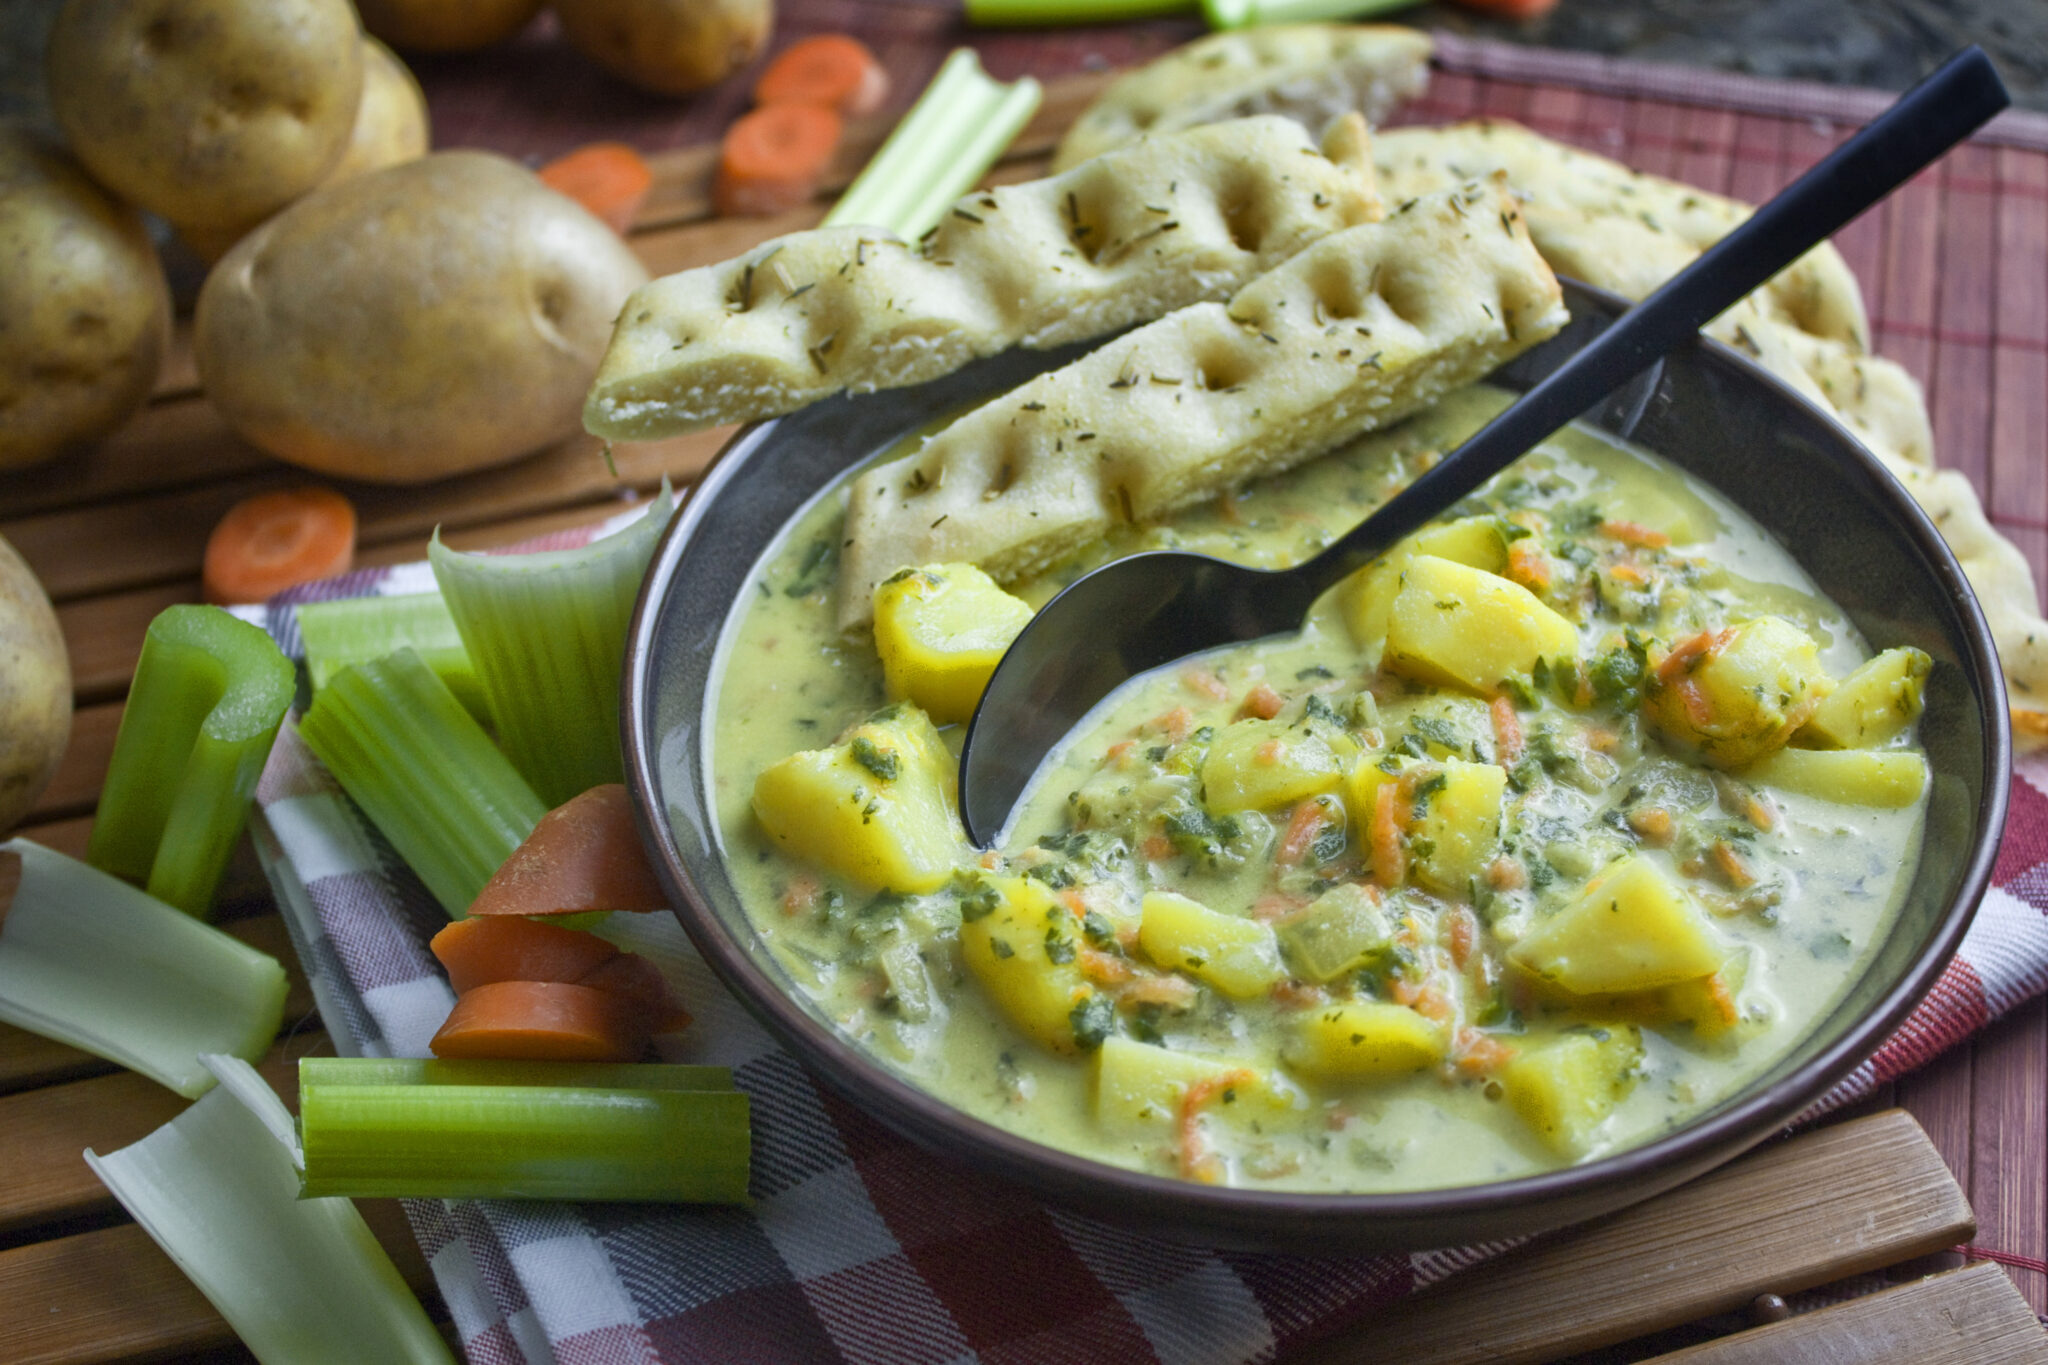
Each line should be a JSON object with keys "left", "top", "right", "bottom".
{"left": 3, "top": 16, "right": 2045, "bottom": 1362}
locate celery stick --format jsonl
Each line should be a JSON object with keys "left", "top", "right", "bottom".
{"left": 965, "top": 0, "right": 1192, "bottom": 24}
{"left": 301, "top": 1056, "right": 735, "bottom": 1091}
{"left": 824, "top": 50, "right": 1043, "bottom": 241}
{"left": 87, "top": 604, "right": 294, "bottom": 916}
{"left": 87, "top": 1055, "right": 452, "bottom": 1365}
{"left": 299, "top": 649, "right": 547, "bottom": 917}
{"left": 297, "top": 593, "right": 489, "bottom": 724}
{"left": 429, "top": 488, "right": 677, "bottom": 807}
{"left": 0, "top": 840, "right": 286, "bottom": 1098}
{"left": 297, "top": 1062, "right": 751, "bottom": 1203}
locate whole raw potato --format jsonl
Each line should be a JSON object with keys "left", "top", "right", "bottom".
{"left": 355, "top": 0, "right": 543, "bottom": 51}
{"left": 554, "top": 0, "right": 773, "bottom": 95}
{"left": 0, "top": 534, "right": 71, "bottom": 837}
{"left": 174, "top": 35, "right": 431, "bottom": 263}
{"left": 194, "top": 152, "right": 650, "bottom": 483}
{"left": 46, "top": 0, "right": 363, "bottom": 230}
{"left": 0, "top": 127, "right": 171, "bottom": 471}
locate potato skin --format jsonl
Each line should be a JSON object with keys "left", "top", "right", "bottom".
{"left": 0, "top": 127, "right": 170, "bottom": 471}
{"left": 46, "top": 0, "right": 363, "bottom": 229}
{"left": 0, "top": 534, "right": 71, "bottom": 837}
{"left": 355, "top": 0, "right": 542, "bottom": 51}
{"left": 554, "top": 0, "right": 773, "bottom": 96}
{"left": 194, "top": 151, "right": 651, "bottom": 484}
{"left": 174, "top": 35, "right": 431, "bottom": 263}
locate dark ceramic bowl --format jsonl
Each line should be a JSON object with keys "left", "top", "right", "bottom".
{"left": 622, "top": 281, "right": 2009, "bottom": 1252}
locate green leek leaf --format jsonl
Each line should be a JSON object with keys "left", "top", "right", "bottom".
{"left": 0, "top": 840, "right": 286, "bottom": 1098}
{"left": 86, "top": 1054, "right": 452, "bottom": 1365}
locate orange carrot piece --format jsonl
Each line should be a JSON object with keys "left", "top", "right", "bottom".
{"left": 1599, "top": 519, "right": 1671, "bottom": 549}
{"left": 1505, "top": 539, "right": 1551, "bottom": 592}
{"left": 1078, "top": 947, "right": 1133, "bottom": 986}
{"left": 1710, "top": 840, "right": 1756, "bottom": 889}
{"left": 202, "top": 487, "right": 356, "bottom": 605}
{"left": 1182, "top": 668, "right": 1231, "bottom": 701}
{"left": 754, "top": 35, "right": 890, "bottom": 117}
{"left": 1628, "top": 806, "right": 1676, "bottom": 846}
{"left": 1177, "top": 1069, "right": 1253, "bottom": 1183}
{"left": 430, "top": 980, "right": 647, "bottom": 1062}
{"left": 1117, "top": 972, "right": 1199, "bottom": 1010}
{"left": 1490, "top": 695, "right": 1524, "bottom": 765}
{"left": 1239, "top": 682, "right": 1284, "bottom": 720}
{"left": 538, "top": 142, "right": 653, "bottom": 236}
{"left": 1453, "top": 1027, "right": 1515, "bottom": 1075}
{"left": 429, "top": 916, "right": 620, "bottom": 996}
{"left": 1276, "top": 801, "right": 1326, "bottom": 866}
{"left": 714, "top": 103, "right": 843, "bottom": 218}
{"left": 468, "top": 784, "right": 669, "bottom": 917}
{"left": 1370, "top": 780, "right": 1406, "bottom": 888}
{"left": 1445, "top": 906, "right": 1478, "bottom": 970}
{"left": 577, "top": 952, "right": 692, "bottom": 1033}
{"left": 1449, "top": 0, "right": 1558, "bottom": 17}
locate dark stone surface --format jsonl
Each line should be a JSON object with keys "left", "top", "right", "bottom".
{"left": 1411, "top": 0, "right": 2048, "bottom": 110}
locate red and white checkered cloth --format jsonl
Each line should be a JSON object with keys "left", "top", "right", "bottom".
{"left": 241, "top": 511, "right": 2048, "bottom": 1365}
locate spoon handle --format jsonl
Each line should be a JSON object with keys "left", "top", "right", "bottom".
{"left": 1297, "top": 45, "right": 2009, "bottom": 589}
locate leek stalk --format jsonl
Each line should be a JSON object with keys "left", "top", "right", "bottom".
{"left": 297, "top": 1057, "right": 750, "bottom": 1203}
{"left": 823, "top": 50, "right": 1043, "bottom": 241}
{"left": 429, "top": 488, "right": 676, "bottom": 807}
{"left": 299, "top": 648, "right": 548, "bottom": 917}
{"left": 86, "top": 604, "right": 294, "bottom": 915}
{"left": 87, "top": 1055, "right": 453, "bottom": 1365}
{"left": 0, "top": 840, "right": 286, "bottom": 1098}
{"left": 297, "top": 592, "right": 489, "bottom": 724}
{"left": 1201, "top": 0, "right": 1420, "bottom": 27}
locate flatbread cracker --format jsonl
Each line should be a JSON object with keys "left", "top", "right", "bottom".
{"left": 1052, "top": 24, "right": 1433, "bottom": 173}
{"left": 584, "top": 116, "right": 1382, "bottom": 441}
{"left": 838, "top": 178, "right": 1567, "bottom": 629}
{"left": 1377, "top": 119, "right": 2048, "bottom": 740}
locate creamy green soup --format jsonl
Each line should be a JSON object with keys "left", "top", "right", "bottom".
{"left": 707, "top": 385, "right": 1927, "bottom": 1192}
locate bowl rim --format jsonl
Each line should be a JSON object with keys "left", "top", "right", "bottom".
{"left": 622, "top": 279, "right": 2011, "bottom": 1240}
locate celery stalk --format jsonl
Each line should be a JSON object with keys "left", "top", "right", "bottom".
{"left": 300, "top": 1056, "right": 735, "bottom": 1091}
{"left": 87, "top": 604, "right": 294, "bottom": 916}
{"left": 429, "top": 488, "right": 677, "bottom": 808}
{"left": 299, "top": 649, "right": 548, "bottom": 917}
{"left": 86, "top": 1055, "right": 453, "bottom": 1365}
{"left": 297, "top": 593, "right": 489, "bottom": 724}
{"left": 965, "top": 0, "right": 1192, "bottom": 24}
{"left": 297, "top": 1057, "right": 750, "bottom": 1203}
{"left": 824, "top": 50, "right": 1043, "bottom": 241}
{"left": 0, "top": 840, "right": 286, "bottom": 1098}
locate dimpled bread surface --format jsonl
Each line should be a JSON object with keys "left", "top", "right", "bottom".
{"left": 583, "top": 116, "right": 1384, "bottom": 441}
{"left": 837, "top": 178, "right": 1567, "bottom": 629}
{"left": 1051, "top": 24, "right": 1433, "bottom": 172}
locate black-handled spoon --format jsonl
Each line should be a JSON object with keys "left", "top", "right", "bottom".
{"left": 957, "top": 45, "right": 2008, "bottom": 848}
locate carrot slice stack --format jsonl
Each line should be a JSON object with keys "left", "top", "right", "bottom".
{"left": 431, "top": 980, "right": 647, "bottom": 1062}
{"left": 755, "top": 35, "right": 890, "bottom": 117}
{"left": 466, "top": 784, "right": 670, "bottom": 918}
{"left": 714, "top": 103, "right": 843, "bottom": 218}
{"left": 202, "top": 487, "right": 357, "bottom": 605}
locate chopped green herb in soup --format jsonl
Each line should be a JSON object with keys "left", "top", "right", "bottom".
{"left": 708, "top": 385, "right": 1929, "bottom": 1192}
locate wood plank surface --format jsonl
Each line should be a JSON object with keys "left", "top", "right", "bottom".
{"left": 1639, "top": 1262, "right": 2048, "bottom": 1364}
{"left": 1300, "top": 1111, "right": 1975, "bottom": 1365}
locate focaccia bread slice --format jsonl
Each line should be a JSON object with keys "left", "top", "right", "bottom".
{"left": 837, "top": 178, "right": 1567, "bottom": 629}
{"left": 1052, "top": 24, "right": 1433, "bottom": 172}
{"left": 584, "top": 116, "right": 1383, "bottom": 442}
{"left": 1377, "top": 119, "right": 2048, "bottom": 741}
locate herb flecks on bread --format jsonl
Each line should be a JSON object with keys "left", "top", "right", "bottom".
{"left": 837, "top": 178, "right": 1567, "bottom": 630}
{"left": 584, "top": 116, "right": 1383, "bottom": 442}
{"left": 1052, "top": 24, "right": 1433, "bottom": 173}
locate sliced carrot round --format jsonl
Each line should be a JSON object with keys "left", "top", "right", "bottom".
{"left": 713, "top": 102, "right": 842, "bottom": 219}
{"left": 430, "top": 980, "right": 647, "bottom": 1062}
{"left": 467, "top": 784, "right": 670, "bottom": 918}
{"left": 754, "top": 35, "right": 890, "bottom": 117}
{"left": 429, "top": 915, "right": 621, "bottom": 996}
{"left": 202, "top": 486, "right": 357, "bottom": 605}
{"left": 538, "top": 141, "right": 654, "bottom": 236}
